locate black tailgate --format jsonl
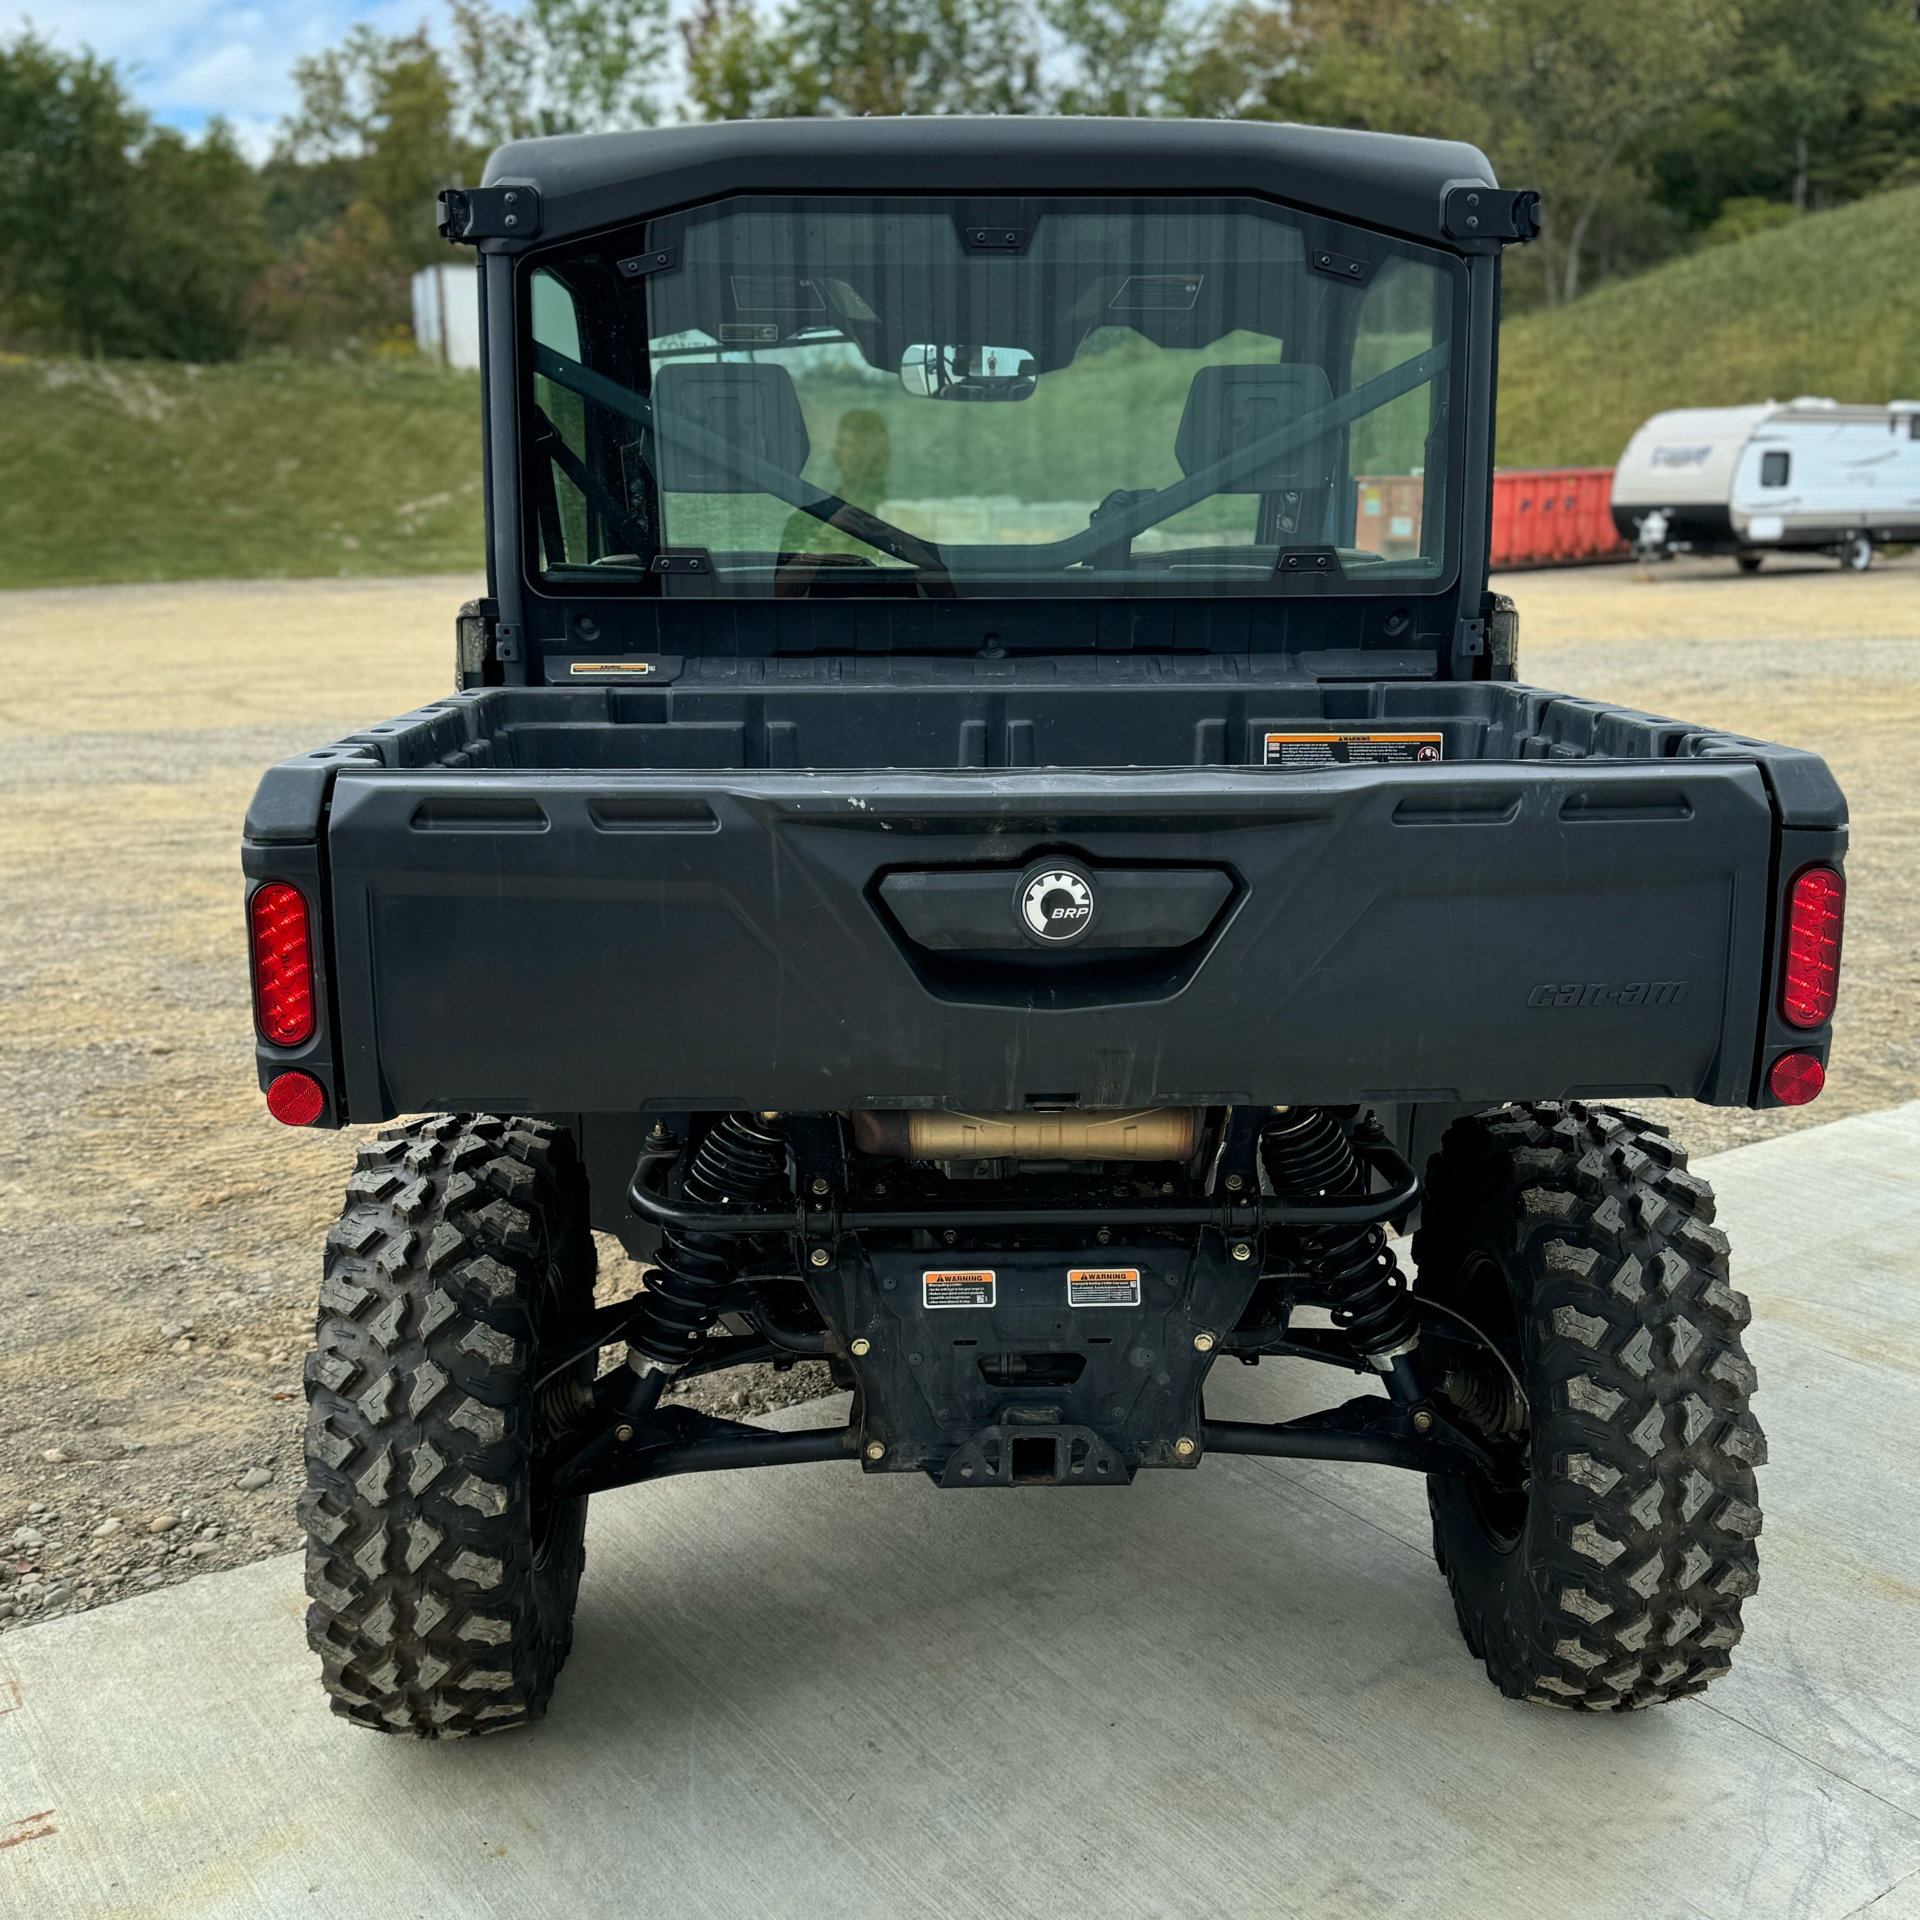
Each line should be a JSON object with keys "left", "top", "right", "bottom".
{"left": 323, "top": 760, "right": 1776, "bottom": 1118}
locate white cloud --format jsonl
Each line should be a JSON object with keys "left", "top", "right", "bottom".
{"left": 17, "top": 1, "right": 482, "bottom": 148}
{"left": 18, "top": 0, "right": 697, "bottom": 160}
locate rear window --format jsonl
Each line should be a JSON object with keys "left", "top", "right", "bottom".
{"left": 1760, "top": 450, "right": 1791, "bottom": 487}
{"left": 521, "top": 194, "right": 1464, "bottom": 600}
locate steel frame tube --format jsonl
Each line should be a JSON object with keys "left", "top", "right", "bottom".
{"left": 627, "top": 1141, "right": 1419, "bottom": 1239}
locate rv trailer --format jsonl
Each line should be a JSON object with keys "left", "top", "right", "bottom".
{"left": 1611, "top": 397, "right": 1920, "bottom": 570}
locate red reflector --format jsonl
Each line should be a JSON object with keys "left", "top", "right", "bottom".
{"left": 250, "top": 882, "right": 314, "bottom": 1045}
{"left": 266, "top": 1070, "right": 326, "bottom": 1126}
{"left": 1768, "top": 1052, "right": 1825, "bottom": 1106}
{"left": 1780, "top": 866, "right": 1843, "bottom": 1028}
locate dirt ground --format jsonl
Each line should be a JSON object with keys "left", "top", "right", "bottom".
{"left": 1, "top": 553, "right": 1914, "bottom": 1632}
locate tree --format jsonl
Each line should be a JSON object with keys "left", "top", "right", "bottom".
{"left": 683, "top": 0, "right": 798, "bottom": 120}
{"left": 0, "top": 31, "right": 145, "bottom": 353}
{"left": 1043, "top": 0, "right": 1186, "bottom": 116}
{"left": 450, "top": 0, "right": 673, "bottom": 145}
{"left": 280, "top": 28, "right": 476, "bottom": 270}
{"left": 1178, "top": 0, "right": 1475, "bottom": 135}
{"left": 118, "top": 122, "right": 269, "bottom": 361}
{"left": 1647, "top": 0, "right": 1920, "bottom": 230}
{"left": 683, "top": 0, "right": 1043, "bottom": 119}
{"left": 245, "top": 200, "right": 416, "bottom": 356}
{"left": 1469, "top": 0, "right": 1736, "bottom": 303}
{"left": 254, "top": 28, "right": 480, "bottom": 353}
{"left": 0, "top": 30, "right": 265, "bottom": 359}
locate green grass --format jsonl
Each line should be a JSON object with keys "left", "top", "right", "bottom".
{"left": 1497, "top": 187, "right": 1920, "bottom": 468}
{"left": 0, "top": 354, "right": 485, "bottom": 591}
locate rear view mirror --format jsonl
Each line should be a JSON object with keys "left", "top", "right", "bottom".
{"left": 900, "top": 343, "right": 1036, "bottom": 401}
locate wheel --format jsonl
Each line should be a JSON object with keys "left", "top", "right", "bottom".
{"left": 1734, "top": 552, "right": 1763, "bottom": 574}
{"left": 300, "top": 1114, "right": 597, "bottom": 1735}
{"left": 1413, "top": 1102, "right": 1763, "bottom": 1710}
{"left": 1841, "top": 532, "right": 1873, "bottom": 571}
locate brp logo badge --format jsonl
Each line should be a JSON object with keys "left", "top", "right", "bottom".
{"left": 1017, "top": 863, "right": 1097, "bottom": 946}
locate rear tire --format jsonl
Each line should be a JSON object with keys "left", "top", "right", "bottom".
{"left": 1841, "top": 532, "right": 1873, "bottom": 571}
{"left": 301, "top": 1114, "right": 596, "bottom": 1736}
{"left": 1414, "top": 1102, "right": 1763, "bottom": 1710}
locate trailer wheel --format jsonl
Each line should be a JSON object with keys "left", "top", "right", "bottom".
{"left": 1841, "top": 532, "right": 1873, "bottom": 571}
{"left": 1734, "top": 552, "right": 1763, "bottom": 574}
{"left": 1414, "top": 1102, "right": 1762, "bottom": 1711}
{"left": 300, "top": 1114, "right": 597, "bottom": 1736}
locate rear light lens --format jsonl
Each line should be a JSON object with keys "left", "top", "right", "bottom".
{"left": 250, "top": 882, "right": 314, "bottom": 1045}
{"left": 266, "top": 1070, "right": 326, "bottom": 1126}
{"left": 1768, "top": 1051, "right": 1825, "bottom": 1106}
{"left": 1780, "top": 866, "right": 1843, "bottom": 1028}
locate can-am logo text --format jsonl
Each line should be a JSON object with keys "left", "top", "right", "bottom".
{"left": 1529, "top": 981, "right": 1689, "bottom": 1008}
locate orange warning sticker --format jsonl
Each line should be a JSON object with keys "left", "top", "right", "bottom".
{"left": 1263, "top": 732, "right": 1443, "bottom": 767}
{"left": 924, "top": 1270, "right": 995, "bottom": 1309}
{"left": 1067, "top": 1267, "right": 1141, "bottom": 1307}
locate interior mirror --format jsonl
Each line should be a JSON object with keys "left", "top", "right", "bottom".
{"left": 900, "top": 343, "right": 1036, "bottom": 401}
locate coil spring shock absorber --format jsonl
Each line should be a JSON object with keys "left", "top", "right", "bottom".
{"left": 623, "top": 1114, "right": 791, "bottom": 1414}
{"left": 1260, "top": 1110, "right": 1421, "bottom": 1391}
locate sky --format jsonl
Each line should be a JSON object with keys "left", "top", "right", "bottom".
{"left": 20, "top": 1, "right": 477, "bottom": 155}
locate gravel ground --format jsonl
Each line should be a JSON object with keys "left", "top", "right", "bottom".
{"left": 0, "top": 556, "right": 1913, "bottom": 1633}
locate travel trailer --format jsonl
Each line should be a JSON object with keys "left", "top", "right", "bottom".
{"left": 1611, "top": 397, "right": 1920, "bottom": 569}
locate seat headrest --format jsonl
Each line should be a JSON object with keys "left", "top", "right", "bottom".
{"left": 1174, "top": 364, "right": 1339, "bottom": 493}
{"left": 652, "top": 362, "right": 811, "bottom": 493}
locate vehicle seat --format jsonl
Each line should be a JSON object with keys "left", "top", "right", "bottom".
{"left": 1174, "top": 364, "right": 1339, "bottom": 493}
{"left": 652, "top": 362, "right": 811, "bottom": 492}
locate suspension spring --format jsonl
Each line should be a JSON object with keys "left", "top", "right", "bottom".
{"left": 1260, "top": 1110, "right": 1419, "bottom": 1371}
{"left": 624, "top": 1115, "right": 791, "bottom": 1371}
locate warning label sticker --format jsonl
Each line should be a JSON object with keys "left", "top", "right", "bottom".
{"left": 1264, "top": 732, "right": 1444, "bottom": 768}
{"left": 1067, "top": 1267, "right": 1142, "bottom": 1308}
{"left": 924, "top": 1270, "right": 995, "bottom": 1309}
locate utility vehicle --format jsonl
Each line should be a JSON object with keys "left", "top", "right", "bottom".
{"left": 241, "top": 118, "right": 1846, "bottom": 1735}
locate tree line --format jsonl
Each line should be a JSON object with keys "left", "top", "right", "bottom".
{"left": 3, "top": 0, "right": 1917, "bottom": 362}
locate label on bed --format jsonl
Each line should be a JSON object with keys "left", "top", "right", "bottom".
{"left": 1264, "top": 732, "right": 1443, "bottom": 767}
{"left": 1067, "top": 1267, "right": 1141, "bottom": 1307}
{"left": 560, "top": 653, "right": 684, "bottom": 681}
{"left": 924, "top": 1270, "right": 995, "bottom": 1309}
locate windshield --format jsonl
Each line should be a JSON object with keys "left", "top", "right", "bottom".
{"left": 522, "top": 195, "right": 1461, "bottom": 599}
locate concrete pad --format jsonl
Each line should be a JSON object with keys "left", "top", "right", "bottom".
{"left": 4, "top": 1107, "right": 1919, "bottom": 1920}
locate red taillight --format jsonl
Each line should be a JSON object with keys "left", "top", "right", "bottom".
{"left": 1780, "top": 866, "right": 1843, "bottom": 1028}
{"left": 250, "top": 882, "right": 314, "bottom": 1045}
{"left": 266, "top": 1070, "right": 326, "bottom": 1126}
{"left": 1769, "top": 1051, "right": 1825, "bottom": 1106}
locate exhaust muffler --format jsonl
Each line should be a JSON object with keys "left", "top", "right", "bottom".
{"left": 849, "top": 1108, "right": 1201, "bottom": 1162}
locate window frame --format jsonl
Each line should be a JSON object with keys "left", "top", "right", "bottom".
{"left": 515, "top": 192, "right": 1472, "bottom": 607}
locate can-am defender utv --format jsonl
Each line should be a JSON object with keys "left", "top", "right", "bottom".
{"left": 242, "top": 118, "right": 1845, "bottom": 1734}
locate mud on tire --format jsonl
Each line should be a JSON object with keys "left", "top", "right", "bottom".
{"left": 1414, "top": 1101, "right": 1764, "bottom": 1710}
{"left": 300, "top": 1113, "right": 596, "bottom": 1736}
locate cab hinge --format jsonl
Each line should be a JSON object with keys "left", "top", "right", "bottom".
{"left": 437, "top": 184, "right": 542, "bottom": 245}
{"left": 1442, "top": 187, "right": 1541, "bottom": 246}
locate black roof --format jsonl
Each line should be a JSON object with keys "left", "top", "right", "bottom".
{"left": 481, "top": 116, "right": 1498, "bottom": 254}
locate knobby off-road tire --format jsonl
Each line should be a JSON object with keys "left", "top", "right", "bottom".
{"left": 300, "top": 1114, "right": 597, "bottom": 1736}
{"left": 1414, "top": 1101, "right": 1764, "bottom": 1710}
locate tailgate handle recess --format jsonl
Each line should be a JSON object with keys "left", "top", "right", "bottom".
{"left": 879, "top": 867, "right": 1232, "bottom": 952}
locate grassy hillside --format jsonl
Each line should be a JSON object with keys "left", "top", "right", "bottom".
{"left": 1498, "top": 187, "right": 1920, "bottom": 468}
{"left": 0, "top": 355, "right": 483, "bottom": 591}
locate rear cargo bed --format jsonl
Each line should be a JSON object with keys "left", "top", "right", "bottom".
{"left": 243, "top": 672, "right": 1844, "bottom": 1124}
{"left": 248, "top": 665, "right": 1845, "bottom": 796}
